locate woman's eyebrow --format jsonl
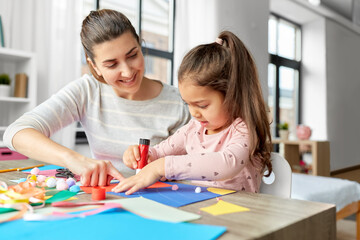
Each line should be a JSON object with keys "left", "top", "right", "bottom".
{"left": 126, "top": 47, "right": 137, "bottom": 55}
{"left": 102, "top": 47, "right": 138, "bottom": 63}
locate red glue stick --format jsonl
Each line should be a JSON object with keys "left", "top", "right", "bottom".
{"left": 136, "top": 138, "right": 150, "bottom": 174}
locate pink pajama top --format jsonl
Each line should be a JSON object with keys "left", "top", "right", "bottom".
{"left": 149, "top": 118, "right": 264, "bottom": 193}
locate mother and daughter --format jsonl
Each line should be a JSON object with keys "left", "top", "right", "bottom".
{"left": 4, "top": 9, "right": 272, "bottom": 194}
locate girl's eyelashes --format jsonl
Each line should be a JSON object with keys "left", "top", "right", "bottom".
{"left": 198, "top": 105, "right": 209, "bottom": 109}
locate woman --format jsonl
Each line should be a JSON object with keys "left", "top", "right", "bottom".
{"left": 3, "top": 9, "right": 190, "bottom": 187}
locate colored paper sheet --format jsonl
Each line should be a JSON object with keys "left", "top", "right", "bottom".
{"left": 110, "top": 197, "right": 200, "bottom": 222}
{"left": 146, "top": 181, "right": 172, "bottom": 189}
{"left": 17, "top": 197, "right": 199, "bottom": 223}
{"left": 200, "top": 200, "right": 250, "bottom": 216}
{"left": 45, "top": 191, "right": 78, "bottom": 204}
{"left": 108, "top": 182, "right": 234, "bottom": 207}
{"left": 80, "top": 184, "right": 117, "bottom": 194}
{"left": 80, "top": 181, "right": 172, "bottom": 194}
{"left": 0, "top": 209, "right": 226, "bottom": 240}
{"left": 22, "top": 165, "right": 63, "bottom": 173}
{"left": 207, "top": 187, "right": 236, "bottom": 195}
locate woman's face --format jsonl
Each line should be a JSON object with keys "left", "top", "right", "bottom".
{"left": 89, "top": 31, "right": 145, "bottom": 99}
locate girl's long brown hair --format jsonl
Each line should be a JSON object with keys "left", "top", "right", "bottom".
{"left": 80, "top": 9, "right": 140, "bottom": 83}
{"left": 178, "top": 31, "right": 272, "bottom": 175}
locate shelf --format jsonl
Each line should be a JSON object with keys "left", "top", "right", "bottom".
{"left": 0, "top": 48, "right": 34, "bottom": 61}
{"left": 0, "top": 48, "right": 37, "bottom": 138}
{"left": 0, "top": 97, "right": 30, "bottom": 103}
{"left": 272, "top": 138, "right": 330, "bottom": 176}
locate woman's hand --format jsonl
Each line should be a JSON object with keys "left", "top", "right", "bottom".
{"left": 68, "top": 157, "right": 125, "bottom": 187}
{"left": 111, "top": 158, "right": 165, "bottom": 195}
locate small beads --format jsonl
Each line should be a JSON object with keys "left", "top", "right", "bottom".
{"left": 69, "top": 185, "right": 80, "bottom": 193}
{"left": 30, "top": 167, "right": 40, "bottom": 175}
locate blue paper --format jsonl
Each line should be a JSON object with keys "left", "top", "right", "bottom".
{"left": 108, "top": 182, "right": 221, "bottom": 207}
{"left": 0, "top": 209, "right": 226, "bottom": 240}
{"left": 22, "top": 164, "right": 63, "bottom": 172}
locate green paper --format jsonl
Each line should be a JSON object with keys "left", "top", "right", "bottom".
{"left": 45, "top": 191, "right": 77, "bottom": 204}
{"left": 110, "top": 197, "right": 201, "bottom": 222}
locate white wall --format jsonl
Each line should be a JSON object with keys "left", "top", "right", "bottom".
{"left": 174, "top": 0, "right": 269, "bottom": 96}
{"left": 325, "top": 19, "right": 360, "bottom": 169}
{"left": 272, "top": 0, "right": 360, "bottom": 170}
{"left": 302, "top": 19, "right": 327, "bottom": 140}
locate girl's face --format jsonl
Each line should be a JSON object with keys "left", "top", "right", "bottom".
{"left": 179, "top": 79, "right": 230, "bottom": 135}
{"left": 89, "top": 31, "right": 145, "bottom": 99}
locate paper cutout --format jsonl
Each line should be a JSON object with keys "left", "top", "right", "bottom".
{"left": 45, "top": 191, "right": 77, "bottom": 204}
{"left": 200, "top": 200, "right": 250, "bottom": 216}
{"left": 207, "top": 187, "right": 236, "bottom": 195}
{"left": 41, "top": 197, "right": 200, "bottom": 223}
{"left": 111, "top": 197, "right": 200, "bottom": 222}
{"left": 80, "top": 181, "right": 172, "bottom": 194}
{"left": 1, "top": 209, "right": 226, "bottom": 240}
{"left": 22, "top": 165, "right": 63, "bottom": 173}
{"left": 146, "top": 181, "right": 172, "bottom": 189}
{"left": 80, "top": 184, "right": 117, "bottom": 194}
{"left": 108, "top": 182, "right": 235, "bottom": 207}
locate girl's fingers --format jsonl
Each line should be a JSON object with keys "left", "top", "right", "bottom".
{"left": 132, "top": 146, "right": 140, "bottom": 161}
{"left": 125, "top": 185, "right": 140, "bottom": 195}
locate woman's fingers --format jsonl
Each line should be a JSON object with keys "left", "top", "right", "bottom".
{"left": 108, "top": 164, "right": 125, "bottom": 182}
{"left": 80, "top": 170, "right": 91, "bottom": 186}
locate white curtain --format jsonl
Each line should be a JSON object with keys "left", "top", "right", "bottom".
{"left": 0, "top": 0, "right": 83, "bottom": 149}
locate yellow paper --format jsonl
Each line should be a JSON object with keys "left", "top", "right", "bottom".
{"left": 200, "top": 200, "right": 250, "bottom": 216}
{"left": 207, "top": 187, "right": 236, "bottom": 195}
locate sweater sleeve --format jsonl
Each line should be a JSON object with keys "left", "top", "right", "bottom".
{"left": 148, "top": 122, "right": 191, "bottom": 160}
{"left": 3, "top": 76, "right": 90, "bottom": 150}
{"left": 164, "top": 121, "right": 251, "bottom": 181}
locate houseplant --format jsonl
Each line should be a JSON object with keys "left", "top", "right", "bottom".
{"left": 0, "top": 73, "right": 11, "bottom": 97}
{"left": 278, "top": 122, "right": 289, "bottom": 140}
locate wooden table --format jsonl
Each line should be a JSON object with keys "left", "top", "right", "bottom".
{"left": 272, "top": 139, "right": 330, "bottom": 176}
{"left": 0, "top": 159, "right": 336, "bottom": 240}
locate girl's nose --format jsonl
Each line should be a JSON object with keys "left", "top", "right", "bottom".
{"left": 190, "top": 107, "right": 201, "bottom": 118}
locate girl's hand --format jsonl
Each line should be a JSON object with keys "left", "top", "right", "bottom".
{"left": 68, "top": 157, "right": 125, "bottom": 187}
{"left": 112, "top": 158, "right": 165, "bottom": 195}
{"left": 123, "top": 145, "right": 140, "bottom": 169}
{"left": 123, "top": 145, "right": 154, "bottom": 169}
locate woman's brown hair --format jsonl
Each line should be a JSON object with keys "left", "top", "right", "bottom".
{"left": 80, "top": 9, "right": 140, "bottom": 83}
{"left": 178, "top": 31, "right": 272, "bottom": 175}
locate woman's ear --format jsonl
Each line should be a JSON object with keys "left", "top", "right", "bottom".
{"left": 87, "top": 58, "right": 102, "bottom": 76}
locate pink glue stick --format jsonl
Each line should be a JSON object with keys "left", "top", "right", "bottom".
{"left": 136, "top": 138, "right": 150, "bottom": 174}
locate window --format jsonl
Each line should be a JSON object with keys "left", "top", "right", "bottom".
{"left": 81, "top": 0, "right": 175, "bottom": 84}
{"left": 268, "top": 14, "right": 301, "bottom": 138}
{"left": 77, "top": 0, "right": 175, "bottom": 144}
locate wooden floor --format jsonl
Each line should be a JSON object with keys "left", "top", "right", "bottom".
{"left": 337, "top": 219, "right": 357, "bottom": 240}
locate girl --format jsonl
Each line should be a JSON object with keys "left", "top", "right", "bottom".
{"left": 3, "top": 9, "right": 190, "bottom": 187}
{"left": 113, "top": 30, "right": 272, "bottom": 195}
